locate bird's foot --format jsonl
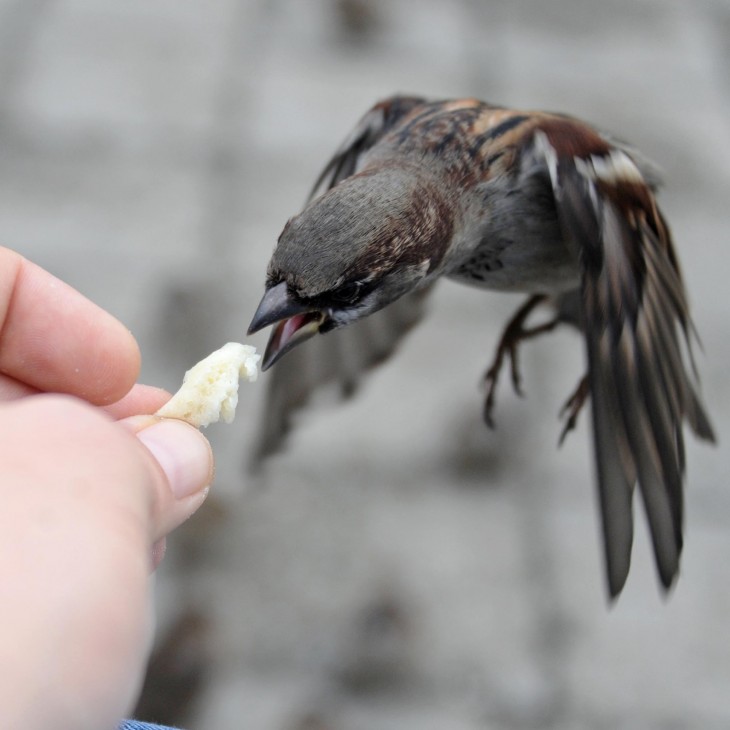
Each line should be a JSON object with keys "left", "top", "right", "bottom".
{"left": 558, "top": 374, "right": 590, "bottom": 445}
{"left": 483, "top": 294, "right": 557, "bottom": 427}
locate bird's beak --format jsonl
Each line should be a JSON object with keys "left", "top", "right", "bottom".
{"left": 248, "top": 282, "right": 324, "bottom": 370}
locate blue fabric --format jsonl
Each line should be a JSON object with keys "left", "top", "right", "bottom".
{"left": 118, "top": 722, "right": 182, "bottom": 730}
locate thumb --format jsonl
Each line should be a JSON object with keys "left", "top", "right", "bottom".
{"left": 123, "top": 415, "right": 214, "bottom": 541}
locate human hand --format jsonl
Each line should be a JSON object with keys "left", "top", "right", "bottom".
{"left": 0, "top": 249, "right": 214, "bottom": 730}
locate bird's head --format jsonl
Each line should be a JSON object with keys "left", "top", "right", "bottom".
{"left": 248, "top": 165, "right": 453, "bottom": 369}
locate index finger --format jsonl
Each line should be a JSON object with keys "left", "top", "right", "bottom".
{"left": 0, "top": 248, "right": 141, "bottom": 404}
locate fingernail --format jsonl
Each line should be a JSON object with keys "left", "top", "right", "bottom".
{"left": 137, "top": 420, "right": 213, "bottom": 499}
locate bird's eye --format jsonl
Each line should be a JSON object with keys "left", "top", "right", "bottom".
{"left": 330, "top": 280, "right": 364, "bottom": 305}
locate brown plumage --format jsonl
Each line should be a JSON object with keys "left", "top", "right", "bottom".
{"left": 248, "top": 95, "right": 715, "bottom": 599}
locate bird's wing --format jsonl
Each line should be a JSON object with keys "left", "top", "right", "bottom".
{"left": 250, "top": 96, "right": 436, "bottom": 466}
{"left": 250, "top": 284, "right": 433, "bottom": 465}
{"left": 533, "top": 122, "right": 715, "bottom": 598}
{"left": 308, "top": 95, "right": 429, "bottom": 200}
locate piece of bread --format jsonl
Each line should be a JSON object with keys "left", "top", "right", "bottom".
{"left": 156, "top": 342, "right": 260, "bottom": 427}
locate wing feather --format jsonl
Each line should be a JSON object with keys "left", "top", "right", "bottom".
{"left": 251, "top": 96, "right": 434, "bottom": 466}
{"left": 537, "top": 128, "right": 714, "bottom": 596}
{"left": 251, "top": 286, "right": 433, "bottom": 465}
{"left": 308, "top": 95, "right": 428, "bottom": 201}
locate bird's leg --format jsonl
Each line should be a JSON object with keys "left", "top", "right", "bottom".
{"left": 483, "top": 294, "right": 558, "bottom": 427}
{"left": 558, "top": 374, "right": 590, "bottom": 445}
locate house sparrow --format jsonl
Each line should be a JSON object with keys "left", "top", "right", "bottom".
{"left": 248, "top": 95, "right": 715, "bottom": 598}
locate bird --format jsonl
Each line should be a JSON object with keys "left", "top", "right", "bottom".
{"left": 247, "top": 95, "right": 715, "bottom": 599}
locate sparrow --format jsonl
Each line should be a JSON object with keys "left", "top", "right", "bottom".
{"left": 248, "top": 95, "right": 715, "bottom": 599}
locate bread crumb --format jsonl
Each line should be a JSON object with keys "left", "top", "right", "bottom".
{"left": 156, "top": 342, "right": 260, "bottom": 427}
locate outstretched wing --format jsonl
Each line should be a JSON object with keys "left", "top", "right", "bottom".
{"left": 251, "top": 285, "right": 432, "bottom": 464}
{"left": 308, "top": 94, "right": 428, "bottom": 200}
{"left": 251, "top": 96, "right": 433, "bottom": 466}
{"left": 534, "top": 121, "right": 715, "bottom": 598}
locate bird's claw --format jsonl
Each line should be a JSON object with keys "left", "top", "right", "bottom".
{"left": 482, "top": 294, "right": 554, "bottom": 427}
{"left": 558, "top": 375, "right": 590, "bottom": 445}
{"left": 483, "top": 339, "right": 522, "bottom": 427}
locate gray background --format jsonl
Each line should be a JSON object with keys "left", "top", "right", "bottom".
{"left": 1, "top": 0, "right": 729, "bottom": 728}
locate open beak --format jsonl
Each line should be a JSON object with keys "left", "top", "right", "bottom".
{"left": 248, "top": 282, "right": 324, "bottom": 370}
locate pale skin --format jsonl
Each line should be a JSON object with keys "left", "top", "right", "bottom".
{"left": 0, "top": 247, "right": 214, "bottom": 730}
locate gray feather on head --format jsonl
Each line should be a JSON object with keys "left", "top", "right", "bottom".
{"left": 270, "top": 164, "right": 450, "bottom": 299}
